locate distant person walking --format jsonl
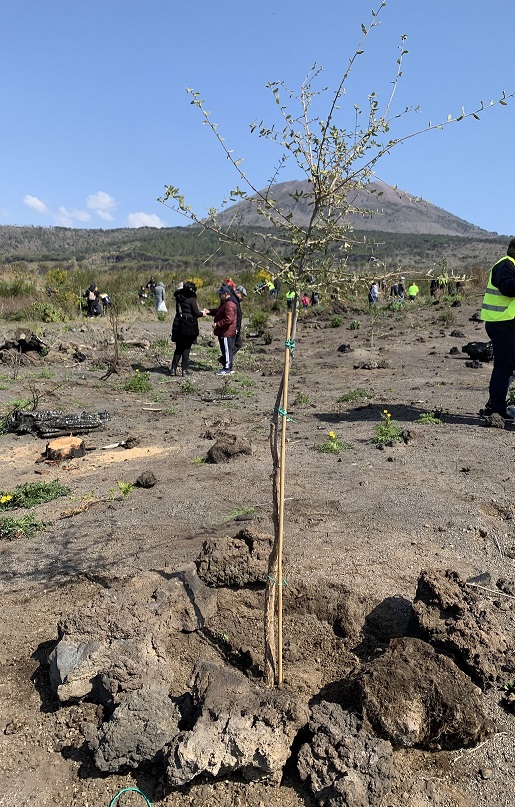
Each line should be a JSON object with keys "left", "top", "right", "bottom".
{"left": 138, "top": 286, "right": 148, "bottom": 304}
{"left": 397, "top": 276, "right": 405, "bottom": 302}
{"left": 153, "top": 281, "right": 167, "bottom": 313}
{"left": 286, "top": 290, "right": 296, "bottom": 311}
{"left": 480, "top": 238, "right": 515, "bottom": 421}
{"left": 171, "top": 280, "right": 204, "bottom": 376}
{"left": 408, "top": 282, "right": 419, "bottom": 302}
{"left": 301, "top": 293, "right": 310, "bottom": 310}
{"left": 368, "top": 282, "right": 379, "bottom": 305}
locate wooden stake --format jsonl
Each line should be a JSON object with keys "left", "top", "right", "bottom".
{"left": 277, "top": 311, "right": 292, "bottom": 686}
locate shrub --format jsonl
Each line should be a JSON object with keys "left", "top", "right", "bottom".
{"left": 249, "top": 310, "right": 269, "bottom": 333}
{"left": 0, "top": 480, "right": 70, "bottom": 510}
{"left": 123, "top": 370, "right": 152, "bottom": 393}
{"left": 0, "top": 513, "right": 41, "bottom": 541}
{"left": 29, "top": 302, "right": 68, "bottom": 323}
{"left": 330, "top": 315, "right": 343, "bottom": 328}
{"left": 337, "top": 388, "right": 372, "bottom": 403}
{"left": 349, "top": 319, "right": 361, "bottom": 330}
{"left": 417, "top": 411, "right": 442, "bottom": 425}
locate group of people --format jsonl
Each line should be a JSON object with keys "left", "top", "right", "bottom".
{"left": 138, "top": 278, "right": 167, "bottom": 312}
{"left": 368, "top": 276, "right": 419, "bottom": 305}
{"left": 170, "top": 277, "right": 247, "bottom": 377}
{"left": 285, "top": 290, "right": 320, "bottom": 311}
{"left": 84, "top": 284, "right": 111, "bottom": 317}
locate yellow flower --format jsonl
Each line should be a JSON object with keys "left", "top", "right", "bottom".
{"left": 0, "top": 494, "right": 12, "bottom": 504}
{"left": 383, "top": 409, "right": 388, "bottom": 414}
{"left": 387, "top": 413, "right": 391, "bottom": 418}
{"left": 329, "top": 431, "right": 336, "bottom": 440}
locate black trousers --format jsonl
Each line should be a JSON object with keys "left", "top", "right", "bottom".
{"left": 172, "top": 337, "right": 196, "bottom": 371}
{"left": 485, "top": 320, "right": 515, "bottom": 413}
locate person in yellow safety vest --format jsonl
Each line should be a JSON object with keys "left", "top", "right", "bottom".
{"left": 408, "top": 282, "right": 419, "bottom": 301}
{"left": 480, "top": 238, "right": 515, "bottom": 421}
{"left": 286, "top": 290, "right": 296, "bottom": 311}
{"left": 267, "top": 280, "right": 275, "bottom": 299}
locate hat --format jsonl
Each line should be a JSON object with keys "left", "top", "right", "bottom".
{"left": 183, "top": 280, "right": 197, "bottom": 293}
{"left": 236, "top": 284, "right": 247, "bottom": 297}
{"left": 218, "top": 284, "right": 232, "bottom": 295}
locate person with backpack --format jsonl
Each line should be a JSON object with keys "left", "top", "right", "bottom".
{"left": 171, "top": 281, "right": 205, "bottom": 376}
{"left": 85, "top": 283, "right": 101, "bottom": 317}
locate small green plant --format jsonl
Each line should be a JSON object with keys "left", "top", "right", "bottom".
{"left": 180, "top": 379, "right": 196, "bottom": 394}
{"left": 337, "top": 388, "right": 372, "bottom": 403}
{"left": 163, "top": 407, "right": 177, "bottom": 416}
{"left": 349, "top": 319, "right": 361, "bottom": 330}
{"left": 116, "top": 481, "right": 134, "bottom": 496}
{"left": 0, "top": 513, "right": 41, "bottom": 541}
{"left": 435, "top": 309, "right": 456, "bottom": 327}
{"left": 223, "top": 505, "right": 255, "bottom": 522}
{"left": 508, "top": 389, "right": 515, "bottom": 404}
{"left": 0, "top": 480, "right": 70, "bottom": 510}
{"left": 263, "top": 331, "right": 273, "bottom": 345}
{"left": 372, "top": 409, "right": 403, "bottom": 445}
{"left": 191, "top": 455, "right": 206, "bottom": 465}
{"left": 293, "top": 391, "right": 311, "bottom": 406}
{"left": 417, "top": 411, "right": 442, "bottom": 425}
{"left": 249, "top": 310, "right": 269, "bottom": 333}
{"left": 31, "top": 367, "right": 55, "bottom": 380}
{"left": 318, "top": 430, "right": 351, "bottom": 454}
{"left": 237, "top": 375, "right": 254, "bottom": 388}
{"left": 330, "top": 315, "right": 343, "bottom": 328}
{"left": 123, "top": 369, "right": 152, "bottom": 393}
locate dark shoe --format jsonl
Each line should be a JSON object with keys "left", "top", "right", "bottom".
{"left": 480, "top": 403, "right": 515, "bottom": 421}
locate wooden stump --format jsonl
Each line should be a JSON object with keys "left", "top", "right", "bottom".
{"left": 45, "top": 436, "right": 86, "bottom": 460}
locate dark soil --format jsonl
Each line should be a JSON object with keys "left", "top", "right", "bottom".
{"left": 1, "top": 296, "right": 515, "bottom": 807}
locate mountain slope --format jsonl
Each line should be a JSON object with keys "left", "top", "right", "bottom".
{"left": 215, "top": 179, "right": 498, "bottom": 238}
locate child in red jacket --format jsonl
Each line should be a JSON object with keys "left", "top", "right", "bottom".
{"left": 204, "top": 285, "right": 238, "bottom": 375}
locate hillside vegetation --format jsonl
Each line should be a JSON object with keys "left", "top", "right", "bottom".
{"left": 0, "top": 181, "right": 510, "bottom": 323}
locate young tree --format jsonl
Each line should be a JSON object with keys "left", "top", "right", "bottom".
{"left": 159, "top": 1, "right": 513, "bottom": 686}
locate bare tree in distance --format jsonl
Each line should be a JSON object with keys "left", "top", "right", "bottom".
{"left": 159, "top": 1, "right": 514, "bottom": 686}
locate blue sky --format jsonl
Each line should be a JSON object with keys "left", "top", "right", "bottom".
{"left": 1, "top": 1, "right": 514, "bottom": 236}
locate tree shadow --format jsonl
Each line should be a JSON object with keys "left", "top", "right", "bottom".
{"left": 314, "top": 402, "right": 482, "bottom": 428}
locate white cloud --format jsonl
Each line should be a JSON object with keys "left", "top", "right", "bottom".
{"left": 87, "top": 191, "right": 117, "bottom": 221}
{"left": 23, "top": 195, "right": 49, "bottom": 215}
{"left": 127, "top": 212, "right": 165, "bottom": 228}
{"left": 54, "top": 207, "right": 91, "bottom": 227}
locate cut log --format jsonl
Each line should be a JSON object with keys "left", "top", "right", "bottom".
{"left": 45, "top": 436, "right": 86, "bottom": 460}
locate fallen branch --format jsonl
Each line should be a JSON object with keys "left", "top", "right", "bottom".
{"left": 465, "top": 582, "right": 515, "bottom": 600}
